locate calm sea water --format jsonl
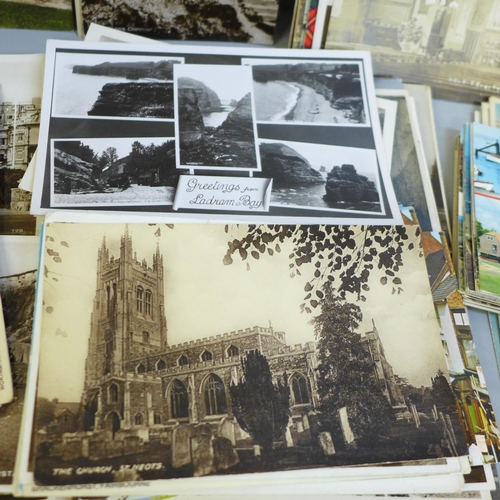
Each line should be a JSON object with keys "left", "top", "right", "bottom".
{"left": 253, "top": 81, "right": 300, "bottom": 121}
{"left": 53, "top": 68, "right": 158, "bottom": 116}
{"left": 203, "top": 101, "right": 234, "bottom": 128}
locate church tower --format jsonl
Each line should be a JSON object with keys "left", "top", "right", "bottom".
{"left": 82, "top": 226, "right": 167, "bottom": 432}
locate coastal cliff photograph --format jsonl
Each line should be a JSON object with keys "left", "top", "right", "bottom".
{"left": 244, "top": 60, "right": 369, "bottom": 125}
{"left": 175, "top": 64, "right": 260, "bottom": 171}
{"left": 52, "top": 52, "right": 183, "bottom": 120}
{"left": 80, "top": 0, "right": 278, "bottom": 45}
{"left": 258, "top": 139, "right": 382, "bottom": 213}
{"left": 51, "top": 138, "right": 180, "bottom": 206}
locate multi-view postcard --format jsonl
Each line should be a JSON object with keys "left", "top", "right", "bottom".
{"left": 31, "top": 41, "right": 402, "bottom": 225}
{"left": 15, "top": 220, "right": 468, "bottom": 496}
{"left": 0, "top": 54, "right": 44, "bottom": 236}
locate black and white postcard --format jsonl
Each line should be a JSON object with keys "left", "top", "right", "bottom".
{"left": 52, "top": 51, "right": 184, "bottom": 121}
{"left": 0, "top": 54, "right": 44, "bottom": 236}
{"left": 32, "top": 41, "right": 401, "bottom": 225}
{"left": 0, "top": 236, "right": 39, "bottom": 493}
{"left": 324, "top": 1, "right": 500, "bottom": 102}
{"left": 17, "top": 220, "right": 468, "bottom": 495}
{"left": 77, "top": 0, "right": 279, "bottom": 45}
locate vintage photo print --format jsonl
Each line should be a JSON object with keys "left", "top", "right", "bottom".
{"left": 31, "top": 222, "right": 466, "bottom": 488}
{"left": 0, "top": 236, "right": 39, "bottom": 490}
{"left": 0, "top": 54, "right": 44, "bottom": 236}
{"left": 324, "top": 1, "right": 500, "bottom": 102}
{"left": 242, "top": 59, "right": 370, "bottom": 126}
{"left": 79, "top": 0, "right": 278, "bottom": 45}
{"left": 174, "top": 64, "right": 260, "bottom": 171}
{"left": 258, "top": 138, "right": 383, "bottom": 214}
{"left": 51, "top": 137, "right": 177, "bottom": 207}
{"left": 376, "top": 91, "right": 439, "bottom": 233}
{"left": 52, "top": 51, "right": 184, "bottom": 120}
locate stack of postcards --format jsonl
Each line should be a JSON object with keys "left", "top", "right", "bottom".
{"left": 453, "top": 120, "right": 500, "bottom": 314}
{"left": 0, "top": 24, "right": 497, "bottom": 499}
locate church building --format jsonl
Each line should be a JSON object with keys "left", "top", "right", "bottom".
{"left": 81, "top": 228, "right": 403, "bottom": 444}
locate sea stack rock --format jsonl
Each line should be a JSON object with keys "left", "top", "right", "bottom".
{"left": 258, "top": 142, "right": 324, "bottom": 185}
{"left": 323, "top": 164, "right": 379, "bottom": 204}
{"left": 88, "top": 83, "right": 173, "bottom": 118}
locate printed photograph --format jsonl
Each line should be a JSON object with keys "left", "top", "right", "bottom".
{"left": 175, "top": 65, "right": 260, "bottom": 171}
{"left": 0, "top": 0, "right": 73, "bottom": 31}
{"left": 324, "top": 1, "right": 500, "bottom": 101}
{"left": 32, "top": 222, "right": 466, "bottom": 486}
{"left": 243, "top": 59, "right": 369, "bottom": 125}
{"left": 51, "top": 138, "right": 178, "bottom": 206}
{"left": 0, "top": 236, "right": 39, "bottom": 486}
{"left": 472, "top": 124, "right": 500, "bottom": 297}
{"left": 378, "top": 92, "right": 435, "bottom": 233}
{"left": 0, "top": 54, "right": 44, "bottom": 236}
{"left": 257, "top": 139, "right": 382, "bottom": 213}
{"left": 79, "top": 0, "right": 278, "bottom": 44}
{"left": 52, "top": 51, "right": 184, "bottom": 120}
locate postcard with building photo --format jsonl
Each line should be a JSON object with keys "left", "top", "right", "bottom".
{"left": 243, "top": 59, "right": 369, "bottom": 126}
{"left": 259, "top": 138, "right": 383, "bottom": 214}
{"left": 0, "top": 236, "right": 39, "bottom": 492}
{"left": 50, "top": 137, "right": 178, "bottom": 207}
{"left": 22, "top": 220, "right": 468, "bottom": 492}
{"left": 52, "top": 51, "right": 184, "bottom": 121}
{"left": 76, "top": 0, "right": 278, "bottom": 44}
{"left": 0, "top": 54, "right": 44, "bottom": 236}
{"left": 471, "top": 123, "right": 500, "bottom": 298}
{"left": 324, "top": 1, "right": 500, "bottom": 102}
{"left": 174, "top": 65, "right": 260, "bottom": 171}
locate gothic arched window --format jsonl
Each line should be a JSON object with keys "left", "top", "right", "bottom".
{"left": 136, "top": 286, "right": 143, "bottom": 312}
{"left": 290, "top": 373, "right": 310, "bottom": 405}
{"left": 204, "top": 374, "right": 227, "bottom": 416}
{"left": 154, "top": 412, "right": 162, "bottom": 424}
{"left": 134, "top": 412, "right": 143, "bottom": 425}
{"left": 178, "top": 355, "right": 188, "bottom": 367}
{"left": 157, "top": 359, "right": 166, "bottom": 371}
{"left": 201, "top": 350, "right": 213, "bottom": 362}
{"left": 109, "top": 383, "right": 119, "bottom": 403}
{"left": 145, "top": 290, "right": 152, "bottom": 315}
{"left": 226, "top": 345, "right": 239, "bottom": 358}
{"left": 137, "top": 363, "right": 146, "bottom": 374}
{"left": 170, "top": 379, "right": 189, "bottom": 419}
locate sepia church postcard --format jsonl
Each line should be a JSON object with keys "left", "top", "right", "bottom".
{"left": 14, "top": 218, "right": 469, "bottom": 496}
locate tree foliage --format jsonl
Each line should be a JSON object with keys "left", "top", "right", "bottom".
{"left": 223, "top": 224, "right": 420, "bottom": 308}
{"left": 230, "top": 350, "right": 290, "bottom": 453}
{"left": 312, "top": 283, "right": 395, "bottom": 447}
